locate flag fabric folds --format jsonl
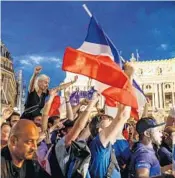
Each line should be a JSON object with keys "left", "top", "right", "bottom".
{"left": 62, "top": 16, "right": 146, "bottom": 120}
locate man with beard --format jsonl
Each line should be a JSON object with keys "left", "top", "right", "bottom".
{"left": 128, "top": 117, "right": 173, "bottom": 178}
{"left": 158, "top": 126, "right": 175, "bottom": 166}
{"left": 1, "top": 119, "right": 51, "bottom": 178}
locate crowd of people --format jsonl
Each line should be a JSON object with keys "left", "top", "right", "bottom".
{"left": 1, "top": 63, "right": 175, "bottom": 178}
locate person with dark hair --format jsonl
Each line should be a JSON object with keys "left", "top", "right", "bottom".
{"left": 158, "top": 126, "right": 175, "bottom": 167}
{"left": 48, "top": 116, "right": 60, "bottom": 129}
{"left": 1, "top": 119, "right": 52, "bottom": 178}
{"left": 87, "top": 62, "right": 134, "bottom": 178}
{"left": 129, "top": 117, "right": 174, "bottom": 178}
{"left": 7, "top": 111, "right": 20, "bottom": 127}
{"left": 88, "top": 104, "right": 131, "bottom": 178}
{"left": 1, "top": 123, "right": 11, "bottom": 149}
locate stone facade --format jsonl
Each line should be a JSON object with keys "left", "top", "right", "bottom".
{"left": 0, "top": 42, "right": 17, "bottom": 108}
{"left": 134, "top": 58, "right": 175, "bottom": 113}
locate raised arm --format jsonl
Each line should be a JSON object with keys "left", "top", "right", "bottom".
{"left": 64, "top": 90, "right": 74, "bottom": 121}
{"left": 65, "top": 93, "right": 98, "bottom": 146}
{"left": 28, "top": 66, "right": 42, "bottom": 93}
{"left": 99, "top": 62, "right": 134, "bottom": 148}
{"left": 72, "top": 99, "right": 89, "bottom": 116}
{"left": 41, "top": 89, "right": 58, "bottom": 132}
{"left": 52, "top": 75, "right": 78, "bottom": 92}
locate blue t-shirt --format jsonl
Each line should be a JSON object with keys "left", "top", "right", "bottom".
{"left": 113, "top": 139, "right": 131, "bottom": 166}
{"left": 130, "top": 143, "right": 161, "bottom": 178}
{"left": 89, "top": 135, "right": 121, "bottom": 178}
{"left": 158, "top": 143, "right": 172, "bottom": 166}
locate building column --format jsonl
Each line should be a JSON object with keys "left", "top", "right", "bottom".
{"left": 158, "top": 83, "right": 163, "bottom": 108}
{"left": 152, "top": 93, "right": 155, "bottom": 110}
{"left": 162, "top": 84, "right": 166, "bottom": 109}
{"left": 154, "top": 84, "right": 159, "bottom": 108}
{"left": 172, "top": 91, "right": 175, "bottom": 106}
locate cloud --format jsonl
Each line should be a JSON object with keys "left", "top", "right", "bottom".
{"left": 170, "top": 51, "right": 175, "bottom": 58}
{"left": 16, "top": 55, "right": 62, "bottom": 69}
{"left": 20, "top": 59, "right": 31, "bottom": 66}
{"left": 160, "top": 44, "right": 168, "bottom": 50}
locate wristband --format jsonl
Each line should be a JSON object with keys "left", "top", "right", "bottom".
{"left": 66, "top": 101, "right": 70, "bottom": 103}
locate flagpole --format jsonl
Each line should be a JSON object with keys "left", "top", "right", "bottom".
{"left": 83, "top": 4, "right": 92, "bottom": 17}
{"left": 82, "top": 4, "right": 125, "bottom": 63}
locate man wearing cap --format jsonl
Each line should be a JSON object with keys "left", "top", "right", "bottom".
{"left": 128, "top": 117, "right": 174, "bottom": 178}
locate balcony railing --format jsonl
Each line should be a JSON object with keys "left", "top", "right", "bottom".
{"left": 0, "top": 64, "right": 14, "bottom": 72}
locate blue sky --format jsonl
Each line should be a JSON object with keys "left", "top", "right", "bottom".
{"left": 1, "top": 1, "right": 175, "bottom": 88}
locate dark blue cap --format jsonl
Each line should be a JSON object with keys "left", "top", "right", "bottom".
{"left": 136, "top": 117, "right": 165, "bottom": 134}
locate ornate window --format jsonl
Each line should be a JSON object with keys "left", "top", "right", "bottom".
{"left": 146, "top": 85, "right": 151, "bottom": 89}
{"left": 138, "top": 68, "right": 143, "bottom": 75}
{"left": 157, "top": 67, "right": 162, "bottom": 75}
{"left": 165, "top": 84, "right": 171, "bottom": 89}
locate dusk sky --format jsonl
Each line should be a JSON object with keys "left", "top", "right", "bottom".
{"left": 1, "top": 1, "right": 175, "bottom": 88}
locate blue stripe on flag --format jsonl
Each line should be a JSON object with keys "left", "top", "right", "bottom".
{"left": 85, "top": 17, "right": 109, "bottom": 45}
{"left": 133, "top": 79, "right": 145, "bottom": 96}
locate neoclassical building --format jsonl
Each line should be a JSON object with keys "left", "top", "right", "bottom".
{"left": 0, "top": 42, "right": 17, "bottom": 108}
{"left": 134, "top": 57, "right": 175, "bottom": 113}
{"left": 63, "top": 56, "right": 175, "bottom": 115}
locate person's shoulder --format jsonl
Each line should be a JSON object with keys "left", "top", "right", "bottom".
{"left": 25, "top": 159, "right": 42, "bottom": 173}
{"left": 132, "top": 144, "right": 152, "bottom": 160}
{"left": 1, "top": 146, "right": 11, "bottom": 160}
{"left": 114, "top": 139, "right": 130, "bottom": 148}
{"left": 158, "top": 146, "right": 172, "bottom": 156}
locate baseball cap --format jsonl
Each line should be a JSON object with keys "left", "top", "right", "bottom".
{"left": 136, "top": 117, "right": 165, "bottom": 134}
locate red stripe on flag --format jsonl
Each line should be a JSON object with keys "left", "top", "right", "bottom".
{"left": 102, "top": 81, "right": 138, "bottom": 109}
{"left": 62, "top": 47, "right": 139, "bottom": 119}
{"left": 48, "top": 96, "right": 60, "bottom": 117}
{"left": 62, "top": 47, "right": 128, "bottom": 89}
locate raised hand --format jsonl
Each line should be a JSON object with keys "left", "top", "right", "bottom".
{"left": 124, "top": 62, "right": 135, "bottom": 77}
{"left": 80, "top": 98, "right": 89, "bottom": 106}
{"left": 34, "top": 66, "right": 42, "bottom": 75}
{"left": 1, "top": 105, "right": 13, "bottom": 120}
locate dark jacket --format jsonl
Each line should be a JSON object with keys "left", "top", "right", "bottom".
{"left": 55, "top": 138, "right": 91, "bottom": 178}
{"left": 1, "top": 146, "right": 51, "bottom": 178}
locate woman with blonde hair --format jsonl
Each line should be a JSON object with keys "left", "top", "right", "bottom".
{"left": 21, "top": 66, "right": 78, "bottom": 120}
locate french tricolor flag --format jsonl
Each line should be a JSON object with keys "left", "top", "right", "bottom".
{"left": 62, "top": 16, "right": 146, "bottom": 120}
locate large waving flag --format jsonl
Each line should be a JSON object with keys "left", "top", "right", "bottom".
{"left": 62, "top": 16, "right": 145, "bottom": 119}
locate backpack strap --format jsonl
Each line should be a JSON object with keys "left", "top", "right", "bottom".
{"left": 106, "top": 148, "right": 120, "bottom": 178}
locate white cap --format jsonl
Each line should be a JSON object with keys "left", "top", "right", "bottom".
{"left": 169, "top": 105, "right": 175, "bottom": 118}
